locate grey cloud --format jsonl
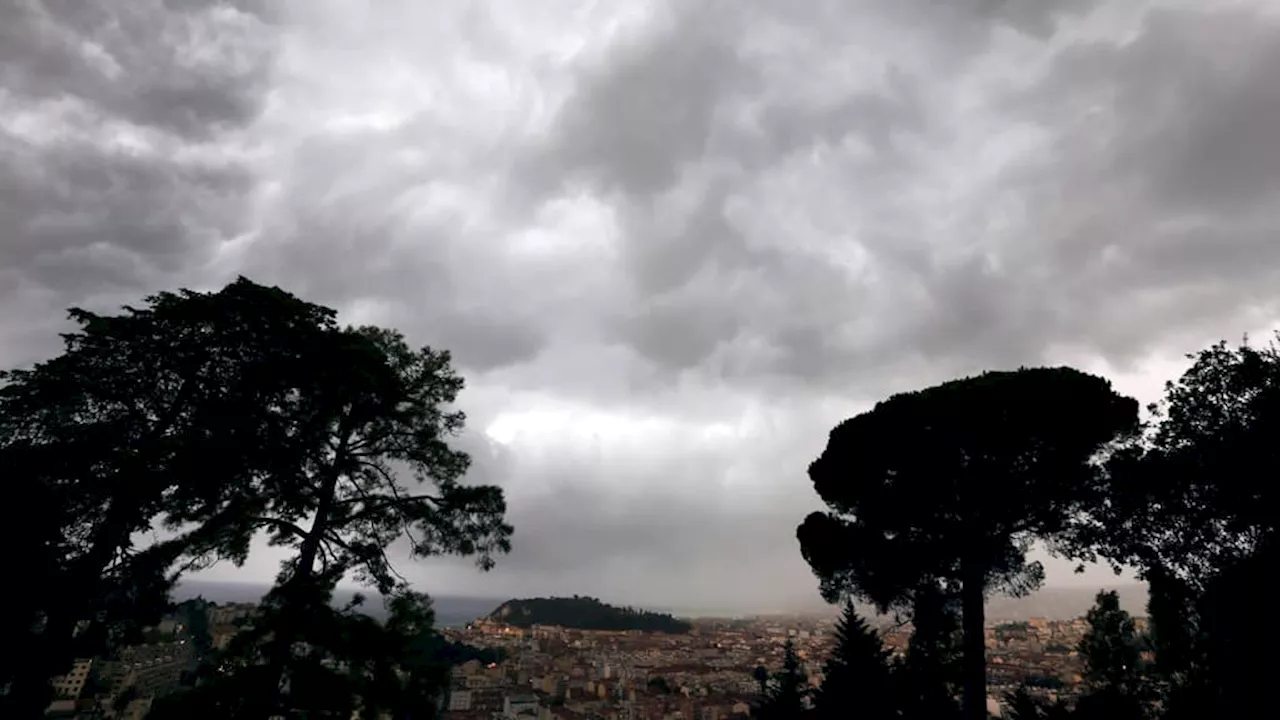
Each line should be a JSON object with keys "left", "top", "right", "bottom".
{"left": 517, "top": 0, "right": 1280, "bottom": 401}
{"left": 1, "top": 141, "right": 252, "bottom": 289}
{"left": 528, "top": 5, "right": 760, "bottom": 198}
{"left": 0, "top": 0, "right": 274, "bottom": 368}
{"left": 1051, "top": 6, "right": 1280, "bottom": 212}
{"left": 242, "top": 124, "right": 555, "bottom": 374}
{"left": 0, "top": 0, "right": 273, "bottom": 140}
{"left": 396, "top": 417, "right": 833, "bottom": 612}
{"left": 970, "top": 3, "right": 1280, "bottom": 364}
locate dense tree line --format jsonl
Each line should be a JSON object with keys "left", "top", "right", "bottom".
{"left": 491, "top": 596, "right": 692, "bottom": 634}
{"left": 788, "top": 338, "right": 1280, "bottom": 718}
{"left": 0, "top": 279, "right": 513, "bottom": 718}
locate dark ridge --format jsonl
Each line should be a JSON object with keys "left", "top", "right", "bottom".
{"left": 490, "top": 595, "right": 692, "bottom": 633}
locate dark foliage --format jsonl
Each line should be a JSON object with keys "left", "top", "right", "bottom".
{"left": 895, "top": 586, "right": 962, "bottom": 720}
{"left": 1085, "top": 339, "right": 1280, "bottom": 577}
{"left": 490, "top": 596, "right": 691, "bottom": 633}
{"left": 1002, "top": 687, "right": 1071, "bottom": 720}
{"left": 187, "top": 321, "right": 513, "bottom": 714}
{"left": 1073, "top": 590, "right": 1150, "bottom": 720}
{"left": 1079, "top": 591, "right": 1144, "bottom": 697}
{"left": 813, "top": 603, "right": 894, "bottom": 720}
{"left": 0, "top": 278, "right": 340, "bottom": 715}
{"left": 1089, "top": 337, "right": 1280, "bottom": 718}
{"left": 0, "top": 278, "right": 512, "bottom": 717}
{"left": 648, "top": 676, "right": 675, "bottom": 695}
{"left": 798, "top": 367, "right": 1138, "bottom": 720}
{"left": 753, "top": 665, "right": 769, "bottom": 695}
{"left": 429, "top": 638, "right": 507, "bottom": 667}
{"left": 151, "top": 591, "right": 456, "bottom": 719}
{"left": 756, "top": 639, "right": 810, "bottom": 720}
{"left": 173, "top": 598, "right": 214, "bottom": 659}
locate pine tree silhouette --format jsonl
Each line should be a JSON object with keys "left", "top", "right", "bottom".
{"left": 757, "top": 639, "right": 811, "bottom": 719}
{"left": 814, "top": 603, "right": 894, "bottom": 719}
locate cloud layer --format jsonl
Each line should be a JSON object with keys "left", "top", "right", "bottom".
{"left": 5, "top": 0, "right": 1280, "bottom": 611}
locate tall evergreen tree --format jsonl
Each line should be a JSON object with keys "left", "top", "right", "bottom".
{"left": 1075, "top": 590, "right": 1147, "bottom": 720}
{"left": 798, "top": 368, "right": 1139, "bottom": 720}
{"left": 814, "top": 603, "right": 894, "bottom": 719}
{"left": 758, "top": 639, "right": 811, "bottom": 720}
{"left": 1079, "top": 591, "right": 1143, "bottom": 692}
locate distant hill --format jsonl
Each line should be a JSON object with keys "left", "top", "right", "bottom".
{"left": 490, "top": 596, "right": 693, "bottom": 634}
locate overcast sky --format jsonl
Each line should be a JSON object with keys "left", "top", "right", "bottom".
{"left": 4, "top": 0, "right": 1280, "bottom": 615}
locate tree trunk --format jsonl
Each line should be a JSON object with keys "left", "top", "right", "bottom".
{"left": 264, "top": 434, "right": 349, "bottom": 717}
{"left": 961, "top": 556, "right": 988, "bottom": 720}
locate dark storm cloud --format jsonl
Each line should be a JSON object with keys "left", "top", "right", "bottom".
{"left": 0, "top": 0, "right": 274, "bottom": 367}
{"left": 515, "top": 0, "right": 1280, "bottom": 400}
{"left": 936, "top": 2, "right": 1280, "bottom": 366}
{"left": 0, "top": 0, "right": 273, "bottom": 140}
{"left": 242, "top": 123, "right": 555, "bottom": 374}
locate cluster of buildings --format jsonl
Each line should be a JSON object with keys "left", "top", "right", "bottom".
{"left": 45, "top": 641, "right": 193, "bottom": 719}
{"left": 41, "top": 600, "right": 1117, "bottom": 718}
{"left": 44, "top": 601, "right": 257, "bottom": 719}
{"left": 440, "top": 616, "right": 840, "bottom": 720}
{"left": 441, "top": 612, "right": 1125, "bottom": 720}
{"left": 982, "top": 615, "right": 1150, "bottom": 707}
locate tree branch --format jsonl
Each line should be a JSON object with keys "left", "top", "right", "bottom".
{"left": 251, "top": 516, "right": 312, "bottom": 541}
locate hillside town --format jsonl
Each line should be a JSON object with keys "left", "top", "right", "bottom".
{"left": 40, "top": 596, "right": 1141, "bottom": 719}
{"left": 41, "top": 602, "right": 258, "bottom": 719}
{"left": 438, "top": 612, "right": 1140, "bottom": 720}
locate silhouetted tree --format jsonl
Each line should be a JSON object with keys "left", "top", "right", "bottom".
{"left": 151, "top": 591, "right": 452, "bottom": 719}
{"left": 895, "top": 586, "right": 962, "bottom": 720}
{"left": 0, "top": 278, "right": 512, "bottom": 717}
{"left": 813, "top": 603, "right": 893, "bottom": 719}
{"left": 0, "top": 278, "right": 338, "bottom": 715}
{"left": 1086, "top": 339, "right": 1280, "bottom": 577}
{"left": 1080, "top": 591, "right": 1143, "bottom": 692}
{"left": 1074, "top": 590, "right": 1147, "bottom": 719}
{"left": 174, "top": 598, "right": 214, "bottom": 659}
{"left": 1002, "top": 687, "right": 1071, "bottom": 720}
{"left": 649, "top": 676, "right": 674, "bottom": 695}
{"left": 753, "top": 665, "right": 770, "bottom": 695}
{"left": 203, "top": 324, "right": 512, "bottom": 715}
{"left": 798, "top": 368, "right": 1138, "bottom": 720}
{"left": 757, "top": 640, "right": 810, "bottom": 720}
{"left": 1089, "top": 337, "right": 1280, "bottom": 718}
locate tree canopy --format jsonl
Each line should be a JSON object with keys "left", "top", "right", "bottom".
{"left": 756, "top": 639, "right": 809, "bottom": 720}
{"left": 0, "top": 277, "right": 512, "bottom": 717}
{"left": 812, "top": 603, "right": 894, "bottom": 720}
{"left": 171, "top": 322, "right": 512, "bottom": 715}
{"left": 0, "top": 278, "right": 341, "bottom": 715}
{"left": 1084, "top": 336, "right": 1280, "bottom": 719}
{"left": 798, "top": 367, "right": 1139, "bottom": 720}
